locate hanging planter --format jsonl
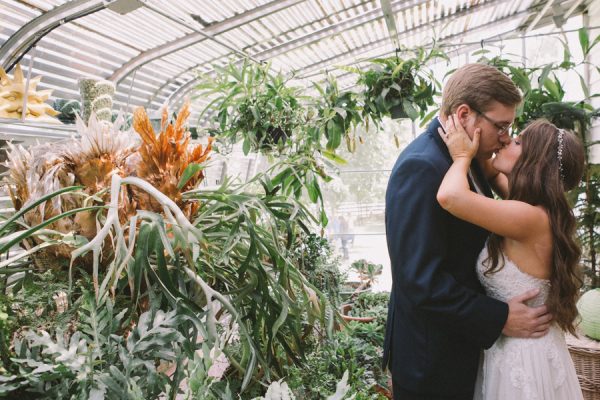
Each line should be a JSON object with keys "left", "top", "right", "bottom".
{"left": 261, "top": 125, "right": 288, "bottom": 147}
{"left": 196, "top": 59, "right": 304, "bottom": 155}
{"left": 356, "top": 46, "right": 447, "bottom": 125}
{"left": 389, "top": 103, "right": 408, "bottom": 119}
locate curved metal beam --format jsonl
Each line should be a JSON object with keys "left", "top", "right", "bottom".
{"left": 144, "top": 64, "right": 203, "bottom": 107}
{"left": 110, "top": 0, "right": 305, "bottom": 84}
{"left": 249, "top": 0, "right": 426, "bottom": 61}
{"left": 165, "top": 0, "right": 515, "bottom": 109}
{"left": 0, "top": 0, "right": 106, "bottom": 71}
{"left": 158, "top": 0, "right": 426, "bottom": 110}
{"left": 297, "top": 1, "right": 536, "bottom": 81}
{"left": 143, "top": 0, "right": 377, "bottom": 107}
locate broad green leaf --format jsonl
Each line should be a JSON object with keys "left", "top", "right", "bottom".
{"left": 420, "top": 108, "right": 439, "bottom": 128}
{"left": 579, "top": 73, "right": 590, "bottom": 99}
{"left": 590, "top": 32, "right": 600, "bottom": 55}
{"left": 326, "top": 119, "right": 342, "bottom": 150}
{"left": 538, "top": 63, "right": 554, "bottom": 90}
{"left": 402, "top": 100, "right": 419, "bottom": 120}
{"left": 177, "top": 163, "right": 206, "bottom": 190}
{"left": 579, "top": 27, "right": 590, "bottom": 56}
{"left": 242, "top": 137, "right": 251, "bottom": 155}
{"left": 333, "top": 107, "right": 347, "bottom": 120}
{"left": 543, "top": 77, "right": 561, "bottom": 101}
{"left": 306, "top": 176, "right": 319, "bottom": 203}
{"left": 321, "top": 150, "right": 348, "bottom": 164}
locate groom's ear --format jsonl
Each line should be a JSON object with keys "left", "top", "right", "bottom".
{"left": 455, "top": 104, "right": 471, "bottom": 126}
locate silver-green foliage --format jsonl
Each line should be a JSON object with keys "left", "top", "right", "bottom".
{"left": 1, "top": 292, "right": 187, "bottom": 399}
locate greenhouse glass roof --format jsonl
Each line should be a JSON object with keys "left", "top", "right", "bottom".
{"left": 0, "top": 0, "right": 591, "bottom": 138}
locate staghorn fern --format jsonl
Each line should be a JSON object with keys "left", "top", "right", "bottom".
{"left": 1, "top": 135, "right": 339, "bottom": 396}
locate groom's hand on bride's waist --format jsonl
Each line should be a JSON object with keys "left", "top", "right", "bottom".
{"left": 501, "top": 288, "right": 553, "bottom": 338}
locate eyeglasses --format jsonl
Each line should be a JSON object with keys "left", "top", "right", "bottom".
{"left": 471, "top": 106, "right": 512, "bottom": 136}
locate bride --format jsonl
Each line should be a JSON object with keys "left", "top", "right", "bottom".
{"left": 437, "top": 115, "right": 585, "bottom": 400}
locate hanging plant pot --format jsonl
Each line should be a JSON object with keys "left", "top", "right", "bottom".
{"left": 266, "top": 126, "right": 288, "bottom": 144}
{"left": 390, "top": 104, "right": 408, "bottom": 119}
{"left": 254, "top": 126, "right": 289, "bottom": 150}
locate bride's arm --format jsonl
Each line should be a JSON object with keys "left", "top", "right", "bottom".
{"left": 436, "top": 115, "right": 547, "bottom": 241}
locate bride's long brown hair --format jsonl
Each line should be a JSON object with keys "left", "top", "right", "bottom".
{"left": 485, "top": 119, "right": 585, "bottom": 335}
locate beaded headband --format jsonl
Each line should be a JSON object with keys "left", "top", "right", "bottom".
{"left": 557, "top": 128, "right": 565, "bottom": 181}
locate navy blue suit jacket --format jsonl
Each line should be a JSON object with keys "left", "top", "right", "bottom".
{"left": 383, "top": 118, "right": 509, "bottom": 398}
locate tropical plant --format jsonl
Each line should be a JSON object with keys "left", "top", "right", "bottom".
{"left": 291, "top": 232, "right": 344, "bottom": 307}
{"left": 284, "top": 327, "right": 388, "bottom": 399}
{"left": 253, "top": 370, "right": 353, "bottom": 400}
{"left": 0, "top": 172, "right": 337, "bottom": 397}
{"left": 1, "top": 291, "right": 194, "bottom": 399}
{"left": 352, "top": 45, "right": 448, "bottom": 125}
{"left": 313, "top": 77, "right": 363, "bottom": 152}
{"left": 195, "top": 60, "right": 306, "bottom": 154}
{"left": 78, "top": 78, "right": 115, "bottom": 123}
{"left": 53, "top": 98, "right": 81, "bottom": 124}
{"left": 0, "top": 103, "right": 342, "bottom": 398}
{"left": 346, "top": 292, "right": 389, "bottom": 333}
{"left": 350, "top": 259, "right": 383, "bottom": 285}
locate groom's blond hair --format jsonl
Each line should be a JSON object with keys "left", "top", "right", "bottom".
{"left": 441, "top": 63, "right": 522, "bottom": 115}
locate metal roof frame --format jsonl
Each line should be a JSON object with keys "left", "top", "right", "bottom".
{"left": 109, "top": 0, "right": 305, "bottom": 84}
{"left": 0, "top": 0, "right": 106, "bottom": 71}
{"left": 164, "top": 0, "right": 439, "bottom": 108}
{"left": 142, "top": 0, "right": 380, "bottom": 107}
{"left": 167, "top": 0, "right": 530, "bottom": 109}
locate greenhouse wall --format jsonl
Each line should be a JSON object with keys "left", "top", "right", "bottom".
{"left": 589, "top": 1, "right": 600, "bottom": 164}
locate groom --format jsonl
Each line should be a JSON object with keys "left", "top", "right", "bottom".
{"left": 383, "top": 64, "right": 553, "bottom": 400}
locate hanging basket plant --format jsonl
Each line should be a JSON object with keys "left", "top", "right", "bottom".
{"left": 355, "top": 46, "right": 447, "bottom": 125}
{"left": 235, "top": 91, "right": 299, "bottom": 152}
{"left": 196, "top": 59, "right": 305, "bottom": 155}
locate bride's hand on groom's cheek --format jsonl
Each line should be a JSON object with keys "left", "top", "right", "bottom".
{"left": 438, "top": 114, "right": 480, "bottom": 161}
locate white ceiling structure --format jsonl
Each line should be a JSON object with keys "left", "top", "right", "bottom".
{"left": 0, "top": 0, "right": 593, "bottom": 141}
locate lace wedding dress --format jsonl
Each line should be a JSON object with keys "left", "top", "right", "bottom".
{"left": 473, "top": 246, "right": 583, "bottom": 400}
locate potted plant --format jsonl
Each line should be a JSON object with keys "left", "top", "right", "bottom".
{"left": 196, "top": 59, "right": 305, "bottom": 154}
{"left": 350, "top": 259, "right": 383, "bottom": 285}
{"left": 340, "top": 259, "right": 383, "bottom": 303}
{"left": 340, "top": 291, "right": 388, "bottom": 326}
{"left": 356, "top": 45, "right": 447, "bottom": 125}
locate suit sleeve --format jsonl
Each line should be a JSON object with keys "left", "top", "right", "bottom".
{"left": 386, "top": 156, "right": 508, "bottom": 349}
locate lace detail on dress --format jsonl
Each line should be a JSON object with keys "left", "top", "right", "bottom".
{"left": 476, "top": 247, "right": 550, "bottom": 307}
{"left": 547, "top": 346, "right": 566, "bottom": 389}
{"left": 474, "top": 246, "right": 583, "bottom": 400}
